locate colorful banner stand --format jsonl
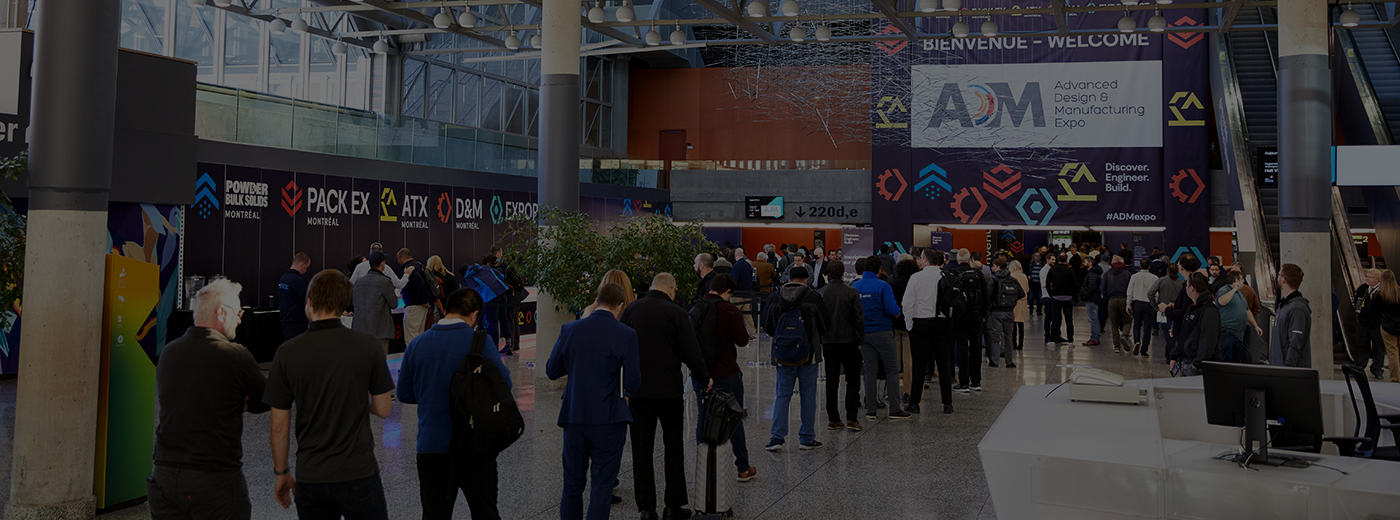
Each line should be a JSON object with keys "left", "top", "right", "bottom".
{"left": 94, "top": 254, "right": 159, "bottom": 511}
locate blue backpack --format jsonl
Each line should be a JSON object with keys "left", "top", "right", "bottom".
{"left": 772, "top": 304, "right": 812, "bottom": 366}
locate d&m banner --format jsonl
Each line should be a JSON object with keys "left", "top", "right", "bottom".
{"left": 871, "top": 3, "right": 1209, "bottom": 250}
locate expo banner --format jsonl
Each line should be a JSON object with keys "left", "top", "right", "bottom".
{"left": 871, "top": 4, "right": 1208, "bottom": 247}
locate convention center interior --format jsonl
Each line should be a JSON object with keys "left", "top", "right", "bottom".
{"left": 2, "top": 0, "right": 1400, "bottom": 518}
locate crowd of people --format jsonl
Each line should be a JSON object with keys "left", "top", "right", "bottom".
{"left": 149, "top": 238, "right": 1395, "bottom": 520}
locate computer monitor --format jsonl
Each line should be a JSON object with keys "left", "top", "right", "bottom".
{"left": 1201, "top": 361, "right": 1323, "bottom": 467}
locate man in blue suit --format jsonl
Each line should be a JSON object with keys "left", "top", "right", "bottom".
{"left": 547, "top": 283, "right": 642, "bottom": 520}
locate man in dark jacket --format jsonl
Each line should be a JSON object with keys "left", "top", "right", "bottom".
{"left": 1081, "top": 261, "right": 1104, "bottom": 346}
{"left": 730, "top": 248, "right": 756, "bottom": 337}
{"left": 278, "top": 253, "right": 311, "bottom": 340}
{"left": 1174, "top": 275, "right": 1221, "bottom": 376}
{"left": 621, "top": 273, "right": 713, "bottom": 520}
{"left": 948, "top": 249, "right": 988, "bottom": 392}
{"left": 818, "top": 261, "right": 865, "bottom": 431}
{"left": 1046, "top": 255, "right": 1078, "bottom": 344}
{"left": 1351, "top": 269, "right": 1385, "bottom": 379}
{"left": 762, "top": 266, "right": 830, "bottom": 451}
{"left": 986, "top": 258, "right": 1023, "bottom": 368}
{"left": 1270, "top": 263, "right": 1313, "bottom": 367}
{"left": 692, "top": 274, "right": 757, "bottom": 483}
{"left": 1103, "top": 255, "right": 1134, "bottom": 353}
{"left": 397, "top": 248, "right": 437, "bottom": 344}
{"left": 694, "top": 253, "right": 717, "bottom": 305}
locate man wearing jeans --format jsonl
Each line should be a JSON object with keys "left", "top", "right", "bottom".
{"left": 691, "top": 274, "right": 757, "bottom": 482}
{"left": 762, "top": 267, "right": 830, "bottom": 451}
{"left": 853, "top": 257, "right": 910, "bottom": 421}
{"left": 265, "top": 270, "right": 395, "bottom": 520}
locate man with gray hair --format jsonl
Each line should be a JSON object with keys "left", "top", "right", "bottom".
{"left": 148, "top": 279, "right": 269, "bottom": 519}
{"left": 694, "top": 253, "right": 716, "bottom": 304}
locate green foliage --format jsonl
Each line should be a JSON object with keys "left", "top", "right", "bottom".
{"left": 589, "top": 168, "right": 639, "bottom": 187}
{"left": 499, "top": 208, "right": 714, "bottom": 316}
{"left": 0, "top": 151, "right": 27, "bottom": 329}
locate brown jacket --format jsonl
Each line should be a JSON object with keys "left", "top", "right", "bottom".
{"left": 754, "top": 261, "right": 777, "bottom": 292}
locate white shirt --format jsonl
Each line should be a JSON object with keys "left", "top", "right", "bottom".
{"left": 1127, "top": 270, "right": 1158, "bottom": 303}
{"left": 351, "top": 260, "right": 412, "bottom": 290}
{"left": 1039, "top": 264, "right": 1053, "bottom": 288}
{"left": 901, "top": 265, "right": 944, "bottom": 330}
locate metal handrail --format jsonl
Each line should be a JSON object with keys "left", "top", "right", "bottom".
{"left": 1210, "top": 18, "right": 1278, "bottom": 302}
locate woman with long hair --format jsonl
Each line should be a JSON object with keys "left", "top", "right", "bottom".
{"left": 1375, "top": 270, "right": 1400, "bottom": 382}
{"left": 425, "top": 255, "right": 459, "bottom": 301}
{"left": 1009, "top": 260, "right": 1030, "bottom": 352}
{"left": 584, "top": 269, "right": 635, "bottom": 316}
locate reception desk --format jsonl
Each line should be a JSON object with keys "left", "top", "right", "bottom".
{"left": 979, "top": 377, "right": 1400, "bottom": 519}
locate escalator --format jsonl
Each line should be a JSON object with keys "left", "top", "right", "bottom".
{"left": 1230, "top": 7, "right": 1284, "bottom": 268}
{"left": 1345, "top": 4, "right": 1400, "bottom": 142}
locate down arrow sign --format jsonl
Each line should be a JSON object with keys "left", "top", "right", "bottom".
{"left": 794, "top": 206, "right": 806, "bottom": 217}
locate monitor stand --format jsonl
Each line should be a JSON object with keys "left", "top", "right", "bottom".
{"left": 1220, "top": 389, "right": 1307, "bottom": 468}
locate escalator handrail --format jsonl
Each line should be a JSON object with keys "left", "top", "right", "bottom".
{"left": 1210, "top": 18, "right": 1279, "bottom": 303}
{"left": 1337, "top": 6, "right": 1397, "bottom": 145}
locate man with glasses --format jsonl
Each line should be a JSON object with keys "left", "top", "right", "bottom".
{"left": 147, "top": 280, "right": 268, "bottom": 519}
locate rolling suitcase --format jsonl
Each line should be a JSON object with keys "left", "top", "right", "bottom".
{"left": 694, "top": 441, "right": 734, "bottom": 519}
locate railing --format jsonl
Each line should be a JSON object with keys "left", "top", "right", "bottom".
{"left": 193, "top": 83, "right": 660, "bottom": 187}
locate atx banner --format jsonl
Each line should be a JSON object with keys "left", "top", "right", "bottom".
{"left": 871, "top": 3, "right": 1209, "bottom": 249}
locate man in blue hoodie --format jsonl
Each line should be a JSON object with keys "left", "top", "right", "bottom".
{"left": 853, "top": 257, "right": 910, "bottom": 421}
{"left": 397, "top": 287, "right": 510, "bottom": 520}
{"left": 548, "top": 283, "right": 642, "bottom": 520}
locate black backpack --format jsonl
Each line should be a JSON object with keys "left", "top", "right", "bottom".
{"left": 936, "top": 271, "right": 967, "bottom": 320}
{"left": 419, "top": 267, "right": 442, "bottom": 303}
{"left": 690, "top": 297, "right": 720, "bottom": 368}
{"left": 449, "top": 329, "right": 524, "bottom": 456}
{"left": 995, "top": 276, "right": 1021, "bottom": 310}
{"left": 955, "top": 269, "right": 986, "bottom": 316}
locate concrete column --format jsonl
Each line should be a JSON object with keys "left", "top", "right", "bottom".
{"left": 382, "top": 52, "right": 404, "bottom": 117}
{"left": 1276, "top": 0, "right": 1334, "bottom": 375}
{"left": 7, "top": 1, "right": 118, "bottom": 518}
{"left": 533, "top": 0, "right": 581, "bottom": 385}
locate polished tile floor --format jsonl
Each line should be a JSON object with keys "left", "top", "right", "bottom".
{"left": 0, "top": 310, "right": 1245, "bottom": 519}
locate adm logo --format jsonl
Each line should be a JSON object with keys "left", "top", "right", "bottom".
{"left": 928, "top": 83, "right": 1045, "bottom": 129}
{"left": 194, "top": 173, "right": 219, "bottom": 219}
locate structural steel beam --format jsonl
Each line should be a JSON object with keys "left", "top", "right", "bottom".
{"left": 207, "top": 1, "right": 378, "bottom": 49}
{"left": 1050, "top": 0, "right": 1067, "bottom": 36}
{"left": 1219, "top": 0, "right": 1251, "bottom": 31}
{"left": 692, "top": 0, "right": 778, "bottom": 44}
{"left": 870, "top": 0, "right": 918, "bottom": 41}
{"left": 351, "top": 0, "right": 507, "bottom": 48}
{"left": 514, "top": 0, "right": 646, "bottom": 46}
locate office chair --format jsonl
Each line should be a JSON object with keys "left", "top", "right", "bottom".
{"left": 1323, "top": 365, "right": 1400, "bottom": 461}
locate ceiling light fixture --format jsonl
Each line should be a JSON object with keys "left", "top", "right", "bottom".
{"left": 373, "top": 38, "right": 389, "bottom": 54}
{"left": 981, "top": 19, "right": 998, "bottom": 37}
{"left": 1341, "top": 4, "right": 1360, "bottom": 27}
{"left": 617, "top": 0, "right": 635, "bottom": 22}
{"left": 789, "top": 25, "right": 805, "bottom": 41}
{"left": 1118, "top": 12, "right": 1135, "bottom": 32}
{"left": 781, "top": 0, "right": 799, "bottom": 16}
{"left": 1148, "top": 10, "right": 1166, "bottom": 32}
{"left": 459, "top": 8, "right": 478, "bottom": 28}
{"left": 291, "top": 18, "right": 309, "bottom": 34}
{"left": 270, "top": 18, "right": 287, "bottom": 34}
{"left": 433, "top": 7, "right": 453, "bottom": 29}
{"left": 816, "top": 23, "right": 832, "bottom": 41}
{"left": 213, "top": 0, "right": 233, "bottom": 7}
{"left": 186, "top": 0, "right": 204, "bottom": 7}
{"left": 588, "top": 2, "right": 606, "bottom": 23}
{"left": 952, "top": 17, "right": 969, "bottom": 37}
{"left": 332, "top": 41, "right": 347, "bottom": 55}
{"left": 1122, "top": 0, "right": 1139, "bottom": 5}
{"left": 531, "top": 31, "right": 542, "bottom": 48}
{"left": 943, "top": 0, "right": 961, "bottom": 11}
{"left": 505, "top": 30, "right": 521, "bottom": 50}
{"left": 671, "top": 24, "right": 686, "bottom": 45}
{"left": 918, "top": 0, "right": 937, "bottom": 13}
{"left": 747, "top": 1, "right": 767, "bottom": 18}
{"left": 646, "top": 26, "right": 661, "bottom": 45}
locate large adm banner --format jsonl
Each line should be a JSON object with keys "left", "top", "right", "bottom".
{"left": 871, "top": 5, "right": 1210, "bottom": 257}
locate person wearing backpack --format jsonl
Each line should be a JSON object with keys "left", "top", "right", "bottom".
{"left": 397, "top": 287, "right": 510, "bottom": 520}
{"left": 948, "top": 249, "right": 988, "bottom": 392}
{"left": 817, "top": 261, "right": 866, "bottom": 432}
{"left": 397, "top": 248, "right": 439, "bottom": 345}
{"left": 689, "top": 274, "right": 758, "bottom": 483}
{"left": 1079, "top": 259, "right": 1105, "bottom": 347}
{"left": 547, "top": 283, "right": 642, "bottom": 520}
{"left": 761, "top": 266, "right": 830, "bottom": 451}
{"left": 620, "top": 273, "right": 712, "bottom": 520}
{"left": 986, "top": 258, "right": 1024, "bottom": 369}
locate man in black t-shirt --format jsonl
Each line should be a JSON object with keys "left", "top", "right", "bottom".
{"left": 264, "top": 269, "right": 396, "bottom": 519}
{"left": 148, "top": 279, "right": 268, "bottom": 519}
